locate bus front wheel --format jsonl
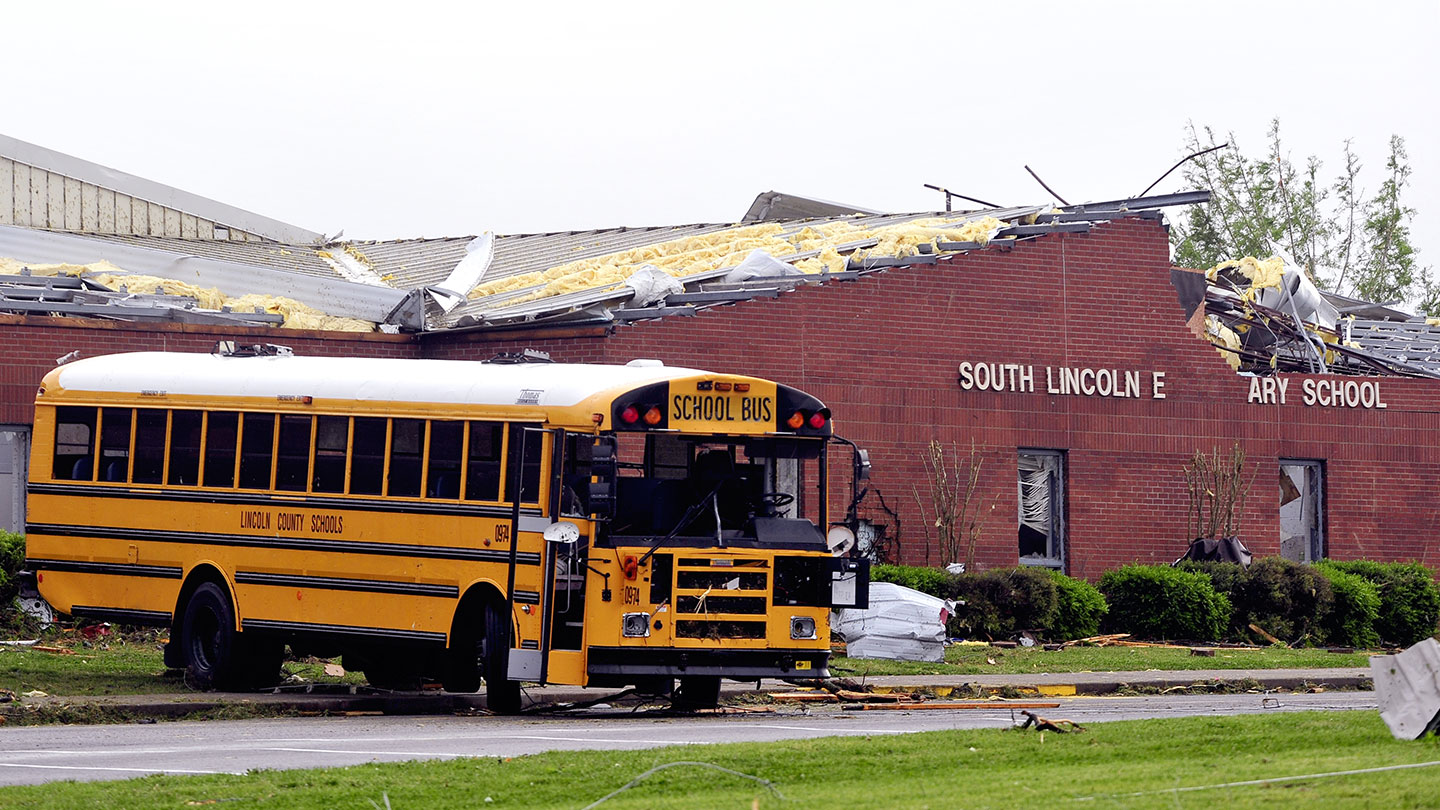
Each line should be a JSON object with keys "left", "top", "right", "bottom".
{"left": 483, "top": 604, "right": 522, "bottom": 714}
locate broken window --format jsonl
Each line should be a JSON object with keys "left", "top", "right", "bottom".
{"left": 1279, "top": 460, "right": 1325, "bottom": 562}
{"left": 1018, "top": 450, "right": 1065, "bottom": 569}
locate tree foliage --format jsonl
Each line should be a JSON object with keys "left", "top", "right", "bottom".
{"left": 1172, "top": 120, "right": 1434, "bottom": 314}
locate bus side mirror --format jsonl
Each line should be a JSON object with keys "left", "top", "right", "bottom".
{"left": 543, "top": 521, "right": 580, "bottom": 544}
{"left": 854, "top": 448, "right": 871, "bottom": 481}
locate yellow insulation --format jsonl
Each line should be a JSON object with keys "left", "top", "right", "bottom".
{"left": 0, "top": 258, "right": 374, "bottom": 332}
{"left": 467, "top": 215, "right": 1005, "bottom": 306}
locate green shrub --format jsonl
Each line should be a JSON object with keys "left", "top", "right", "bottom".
{"left": 1232, "top": 557, "right": 1333, "bottom": 642}
{"left": 1174, "top": 560, "right": 1248, "bottom": 635}
{"left": 1048, "top": 571, "right": 1107, "bottom": 640}
{"left": 1313, "top": 562, "right": 1382, "bottom": 648}
{"left": 1100, "top": 565, "right": 1231, "bottom": 641}
{"left": 0, "top": 530, "right": 24, "bottom": 606}
{"left": 1326, "top": 560, "right": 1440, "bottom": 646}
{"left": 950, "top": 567, "right": 1059, "bottom": 639}
{"left": 870, "top": 564, "right": 957, "bottom": 600}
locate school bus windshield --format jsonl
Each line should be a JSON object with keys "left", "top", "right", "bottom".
{"left": 572, "top": 432, "right": 827, "bottom": 549}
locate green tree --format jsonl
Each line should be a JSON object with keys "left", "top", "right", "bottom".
{"left": 1172, "top": 121, "right": 1434, "bottom": 315}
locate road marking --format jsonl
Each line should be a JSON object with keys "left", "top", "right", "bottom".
{"left": 0, "top": 763, "right": 235, "bottom": 775}
{"left": 260, "top": 747, "right": 470, "bottom": 758}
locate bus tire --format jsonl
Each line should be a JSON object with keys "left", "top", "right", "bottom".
{"left": 180, "top": 582, "right": 245, "bottom": 691}
{"left": 484, "top": 603, "right": 522, "bottom": 714}
{"left": 673, "top": 675, "right": 722, "bottom": 711}
{"left": 444, "top": 605, "right": 484, "bottom": 694}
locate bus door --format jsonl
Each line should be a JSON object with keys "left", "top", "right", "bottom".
{"left": 504, "top": 426, "right": 593, "bottom": 686}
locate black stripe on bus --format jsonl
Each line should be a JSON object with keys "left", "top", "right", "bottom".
{"left": 28, "top": 558, "right": 183, "bottom": 580}
{"left": 234, "top": 571, "right": 459, "bottom": 599}
{"left": 25, "top": 523, "right": 542, "bottom": 567}
{"left": 511, "top": 590, "right": 540, "bottom": 605}
{"left": 241, "top": 618, "right": 446, "bottom": 645}
{"left": 26, "top": 482, "right": 531, "bottom": 520}
{"left": 70, "top": 606, "right": 173, "bottom": 626}
{"left": 520, "top": 640, "right": 539, "bottom": 650}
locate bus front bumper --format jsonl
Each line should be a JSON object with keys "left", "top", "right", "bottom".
{"left": 587, "top": 647, "right": 830, "bottom": 680}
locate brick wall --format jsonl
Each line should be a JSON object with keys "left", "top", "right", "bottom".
{"left": 6, "top": 217, "right": 1438, "bottom": 575}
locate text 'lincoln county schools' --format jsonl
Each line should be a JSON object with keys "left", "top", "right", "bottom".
{"left": 957, "top": 362, "right": 1167, "bottom": 399}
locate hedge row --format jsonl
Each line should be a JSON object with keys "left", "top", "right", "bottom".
{"left": 871, "top": 564, "right": 1107, "bottom": 641}
{"left": 874, "top": 557, "right": 1440, "bottom": 647}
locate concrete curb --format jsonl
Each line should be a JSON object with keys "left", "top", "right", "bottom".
{"left": 0, "top": 668, "right": 1374, "bottom": 721}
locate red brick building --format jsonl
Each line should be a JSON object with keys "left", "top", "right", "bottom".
{"left": 6, "top": 215, "right": 1438, "bottom": 576}
{"left": 3, "top": 137, "right": 1436, "bottom": 576}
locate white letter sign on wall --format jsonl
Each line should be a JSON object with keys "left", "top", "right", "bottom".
{"left": 959, "top": 363, "right": 1166, "bottom": 400}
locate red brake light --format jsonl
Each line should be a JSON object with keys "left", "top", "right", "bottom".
{"left": 643, "top": 406, "right": 663, "bottom": 425}
{"left": 786, "top": 411, "right": 806, "bottom": 430}
{"left": 808, "top": 411, "right": 828, "bottom": 429}
{"left": 621, "top": 405, "right": 640, "bottom": 424}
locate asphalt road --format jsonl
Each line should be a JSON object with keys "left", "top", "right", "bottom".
{"left": 0, "top": 691, "right": 1378, "bottom": 787}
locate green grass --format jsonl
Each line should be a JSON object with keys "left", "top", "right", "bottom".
{"left": 0, "top": 638, "right": 362, "bottom": 697}
{"left": 0, "top": 638, "right": 1369, "bottom": 698}
{"left": 0, "top": 711, "right": 1435, "bottom": 808}
{"left": 831, "top": 642, "right": 1373, "bottom": 677}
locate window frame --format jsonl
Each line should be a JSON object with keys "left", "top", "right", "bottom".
{"left": 1017, "top": 448, "right": 1067, "bottom": 570}
{"left": 1279, "top": 458, "right": 1327, "bottom": 563}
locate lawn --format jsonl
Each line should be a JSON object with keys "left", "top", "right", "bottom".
{"left": 0, "top": 711, "right": 1435, "bottom": 808}
{"left": 831, "top": 642, "right": 1372, "bottom": 677}
{"left": 0, "top": 637, "right": 1370, "bottom": 698}
{"left": 0, "top": 634, "right": 361, "bottom": 697}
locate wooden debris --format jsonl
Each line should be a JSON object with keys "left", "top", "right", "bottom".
{"left": 1062, "top": 633, "right": 1130, "bottom": 648}
{"left": 31, "top": 646, "right": 74, "bottom": 655}
{"left": 1016, "top": 709, "right": 1086, "bottom": 732}
{"left": 771, "top": 692, "right": 838, "bottom": 703}
{"left": 1249, "top": 623, "right": 1283, "bottom": 645}
{"left": 1190, "top": 647, "right": 1216, "bottom": 657}
{"left": 845, "top": 701, "right": 1061, "bottom": 712}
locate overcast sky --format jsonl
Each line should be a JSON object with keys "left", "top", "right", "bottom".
{"left": 6, "top": 1, "right": 1437, "bottom": 262}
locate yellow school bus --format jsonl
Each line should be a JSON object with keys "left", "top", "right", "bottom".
{"left": 25, "top": 344, "right": 869, "bottom": 711}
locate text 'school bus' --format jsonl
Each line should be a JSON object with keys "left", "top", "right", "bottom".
{"left": 25, "top": 345, "right": 870, "bottom": 712}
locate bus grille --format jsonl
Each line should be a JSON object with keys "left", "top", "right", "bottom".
{"left": 676, "top": 595, "right": 767, "bottom": 614}
{"left": 676, "top": 620, "right": 766, "bottom": 640}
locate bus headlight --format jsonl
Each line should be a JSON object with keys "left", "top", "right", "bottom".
{"left": 622, "top": 612, "right": 651, "bottom": 638}
{"left": 790, "top": 616, "right": 817, "bottom": 640}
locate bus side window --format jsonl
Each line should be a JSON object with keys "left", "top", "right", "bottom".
{"left": 276, "top": 415, "right": 313, "bottom": 492}
{"left": 313, "top": 416, "right": 349, "bottom": 494}
{"left": 203, "top": 412, "right": 239, "bottom": 488}
{"left": 350, "top": 417, "right": 386, "bottom": 495}
{"left": 509, "top": 423, "right": 543, "bottom": 505}
{"left": 238, "top": 413, "right": 276, "bottom": 490}
{"left": 99, "top": 408, "right": 133, "bottom": 483}
{"left": 53, "top": 406, "right": 97, "bottom": 481}
{"left": 426, "top": 421, "right": 463, "bottom": 499}
{"left": 465, "top": 422, "right": 502, "bottom": 502}
{"left": 388, "top": 419, "right": 423, "bottom": 497}
{"left": 133, "top": 409, "right": 167, "bottom": 484}
{"left": 168, "top": 411, "right": 203, "bottom": 486}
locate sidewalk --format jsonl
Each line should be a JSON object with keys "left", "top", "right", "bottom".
{"left": 6, "top": 667, "right": 1373, "bottom": 721}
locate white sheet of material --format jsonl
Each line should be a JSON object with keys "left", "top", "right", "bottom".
{"left": 832, "top": 582, "right": 953, "bottom": 663}
{"left": 1372, "top": 637, "right": 1440, "bottom": 740}
{"left": 623, "top": 264, "right": 683, "bottom": 306}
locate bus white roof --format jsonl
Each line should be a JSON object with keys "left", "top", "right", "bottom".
{"left": 51, "top": 352, "right": 710, "bottom": 409}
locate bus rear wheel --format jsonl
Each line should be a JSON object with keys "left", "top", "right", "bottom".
{"left": 180, "top": 582, "right": 261, "bottom": 691}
